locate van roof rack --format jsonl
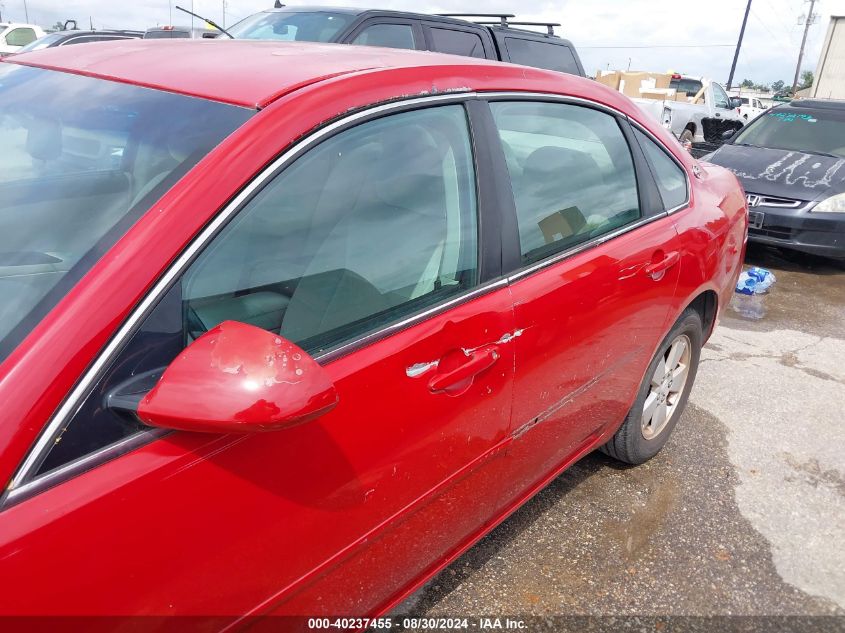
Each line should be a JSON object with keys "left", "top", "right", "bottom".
{"left": 475, "top": 20, "right": 561, "bottom": 35}
{"left": 437, "top": 13, "right": 515, "bottom": 26}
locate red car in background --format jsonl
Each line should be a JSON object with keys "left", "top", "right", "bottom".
{"left": 0, "top": 41, "right": 746, "bottom": 622}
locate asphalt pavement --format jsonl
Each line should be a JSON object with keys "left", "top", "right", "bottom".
{"left": 399, "top": 244, "right": 845, "bottom": 630}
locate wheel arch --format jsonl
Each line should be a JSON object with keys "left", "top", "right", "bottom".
{"left": 685, "top": 289, "right": 718, "bottom": 342}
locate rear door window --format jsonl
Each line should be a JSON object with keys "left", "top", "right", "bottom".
{"left": 350, "top": 22, "right": 417, "bottom": 49}
{"left": 490, "top": 101, "right": 641, "bottom": 264}
{"left": 427, "top": 26, "right": 486, "bottom": 58}
{"left": 633, "top": 129, "right": 688, "bottom": 211}
{"left": 503, "top": 37, "right": 580, "bottom": 74}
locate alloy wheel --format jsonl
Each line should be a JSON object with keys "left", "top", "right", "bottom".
{"left": 641, "top": 334, "right": 691, "bottom": 440}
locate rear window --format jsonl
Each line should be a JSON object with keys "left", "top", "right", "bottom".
{"left": 669, "top": 78, "right": 703, "bottom": 96}
{"left": 6, "top": 27, "right": 37, "bottom": 47}
{"left": 503, "top": 37, "right": 580, "bottom": 75}
{"left": 0, "top": 64, "right": 252, "bottom": 363}
{"left": 429, "top": 27, "right": 486, "bottom": 58}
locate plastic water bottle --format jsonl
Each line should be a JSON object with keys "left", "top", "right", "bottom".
{"left": 732, "top": 294, "right": 766, "bottom": 319}
{"left": 735, "top": 267, "right": 776, "bottom": 295}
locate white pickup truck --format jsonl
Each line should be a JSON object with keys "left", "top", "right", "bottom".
{"left": 737, "top": 96, "right": 768, "bottom": 121}
{"left": 631, "top": 75, "right": 745, "bottom": 153}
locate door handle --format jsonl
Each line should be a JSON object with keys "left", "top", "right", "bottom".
{"left": 428, "top": 347, "right": 500, "bottom": 393}
{"left": 644, "top": 251, "right": 680, "bottom": 280}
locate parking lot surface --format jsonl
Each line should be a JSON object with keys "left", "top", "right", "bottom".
{"left": 402, "top": 244, "right": 845, "bottom": 623}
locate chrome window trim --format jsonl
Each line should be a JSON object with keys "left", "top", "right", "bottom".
{"left": 316, "top": 277, "right": 508, "bottom": 365}
{"left": 3, "top": 429, "right": 169, "bottom": 507}
{"left": 60, "top": 35, "right": 135, "bottom": 46}
{"left": 506, "top": 214, "right": 664, "bottom": 283}
{"left": 6, "top": 91, "right": 479, "bottom": 502}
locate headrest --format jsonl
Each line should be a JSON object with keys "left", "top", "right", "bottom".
{"left": 26, "top": 119, "right": 62, "bottom": 162}
{"left": 166, "top": 127, "right": 210, "bottom": 163}
{"left": 371, "top": 124, "right": 445, "bottom": 216}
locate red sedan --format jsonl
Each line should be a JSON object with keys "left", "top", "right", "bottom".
{"left": 0, "top": 41, "right": 746, "bottom": 620}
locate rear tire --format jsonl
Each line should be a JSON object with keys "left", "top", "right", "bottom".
{"left": 600, "top": 309, "right": 703, "bottom": 465}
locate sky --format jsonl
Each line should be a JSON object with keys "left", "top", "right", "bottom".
{"left": 1, "top": 0, "right": 843, "bottom": 86}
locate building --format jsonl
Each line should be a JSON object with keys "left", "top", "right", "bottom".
{"left": 811, "top": 16, "right": 845, "bottom": 99}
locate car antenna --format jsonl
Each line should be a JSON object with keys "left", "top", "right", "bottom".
{"left": 174, "top": 5, "right": 235, "bottom": 39}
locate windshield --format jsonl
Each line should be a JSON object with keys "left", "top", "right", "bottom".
{"left": 16, "top": 32, "right": 65, "bottom": 53}
{"left": 0, "top": 64, "right": 252, "bottom": 363}
{"left": 670, "top": 77, "right": 703, "bottom": 96}
{"left": 732, "top": 108, "right": 845, "bottom": 158}
{"left": 227, "top": 10, "right": 353, "bottom": 42}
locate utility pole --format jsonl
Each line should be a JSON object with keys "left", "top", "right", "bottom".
{"left": 792, "top": 0, "right": 819, "bottom": 96}
{"left": 727, "top": 0, "right": 752, "bottom": 90}
{"left": 22, "top": 0, "right": 28, "bottom": 22}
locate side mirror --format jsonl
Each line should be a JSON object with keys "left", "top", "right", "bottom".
{"left": 721, "top": 128, "right": 737, "bottom": 141}
{"left": 730, "top": 97, "right": 743, "bottom": 109}
{"left": 119, "top": 321, "right": 338, "bottom": 433}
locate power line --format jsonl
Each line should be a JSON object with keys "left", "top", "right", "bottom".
{"left": 751, "top": 7, "right": 797, "bottom": 50}
{"left": 762, "top": 0, "right": 798, "bottom": 41}
{"left": 580, "top": 44, "right": 735, "bottom": 49}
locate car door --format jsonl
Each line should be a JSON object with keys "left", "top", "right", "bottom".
{"left": 0, "top": 102, "right": 516, "bottom": 617}
{"left": 479, "top": 98, "right": 686, "bottom": 504}
{"left": 345, "top": 17, "right": 423, "bottom": 50}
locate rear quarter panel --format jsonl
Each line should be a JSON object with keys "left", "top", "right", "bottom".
{"left": 671, "top": 162, "right": 747, "bottom": 334}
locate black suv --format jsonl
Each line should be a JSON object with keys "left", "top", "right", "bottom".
{"left": 225, "top": 6, "right": 585, "bottom": 77}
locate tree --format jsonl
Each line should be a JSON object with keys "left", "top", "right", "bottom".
{"left": 740, "top": 78, "right": 755, "bottom": 88}
{"left": 800, "top": 70, "right": 815, "bottom": 90}
{"left": 771, "top": 80, "right": 786, "bottom": 93}
{"left": 51, "top": 21, "right": 65, "bottom": 31}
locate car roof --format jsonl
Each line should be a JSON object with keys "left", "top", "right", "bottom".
{"left": 783, "top": 98, "right": 845, "bottom": 111}
{"left": 4, "top": 39, "right": 512, "bottom": 109}
{"left": 258, "top": 5, "right": 370, "bottom": 15}
{"left": 254, "top": 5, "right": 495, "bottom": 27}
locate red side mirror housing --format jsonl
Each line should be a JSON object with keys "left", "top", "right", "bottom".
{"left": 137, "top": 321, "right": 338, "bottom": 433}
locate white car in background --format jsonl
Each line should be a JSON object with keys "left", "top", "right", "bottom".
{"left": 0, "top": 23, "right": 46, "bottom": 56}
{"left": 738, "top": 96, "right": 767, "bottom": 121}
